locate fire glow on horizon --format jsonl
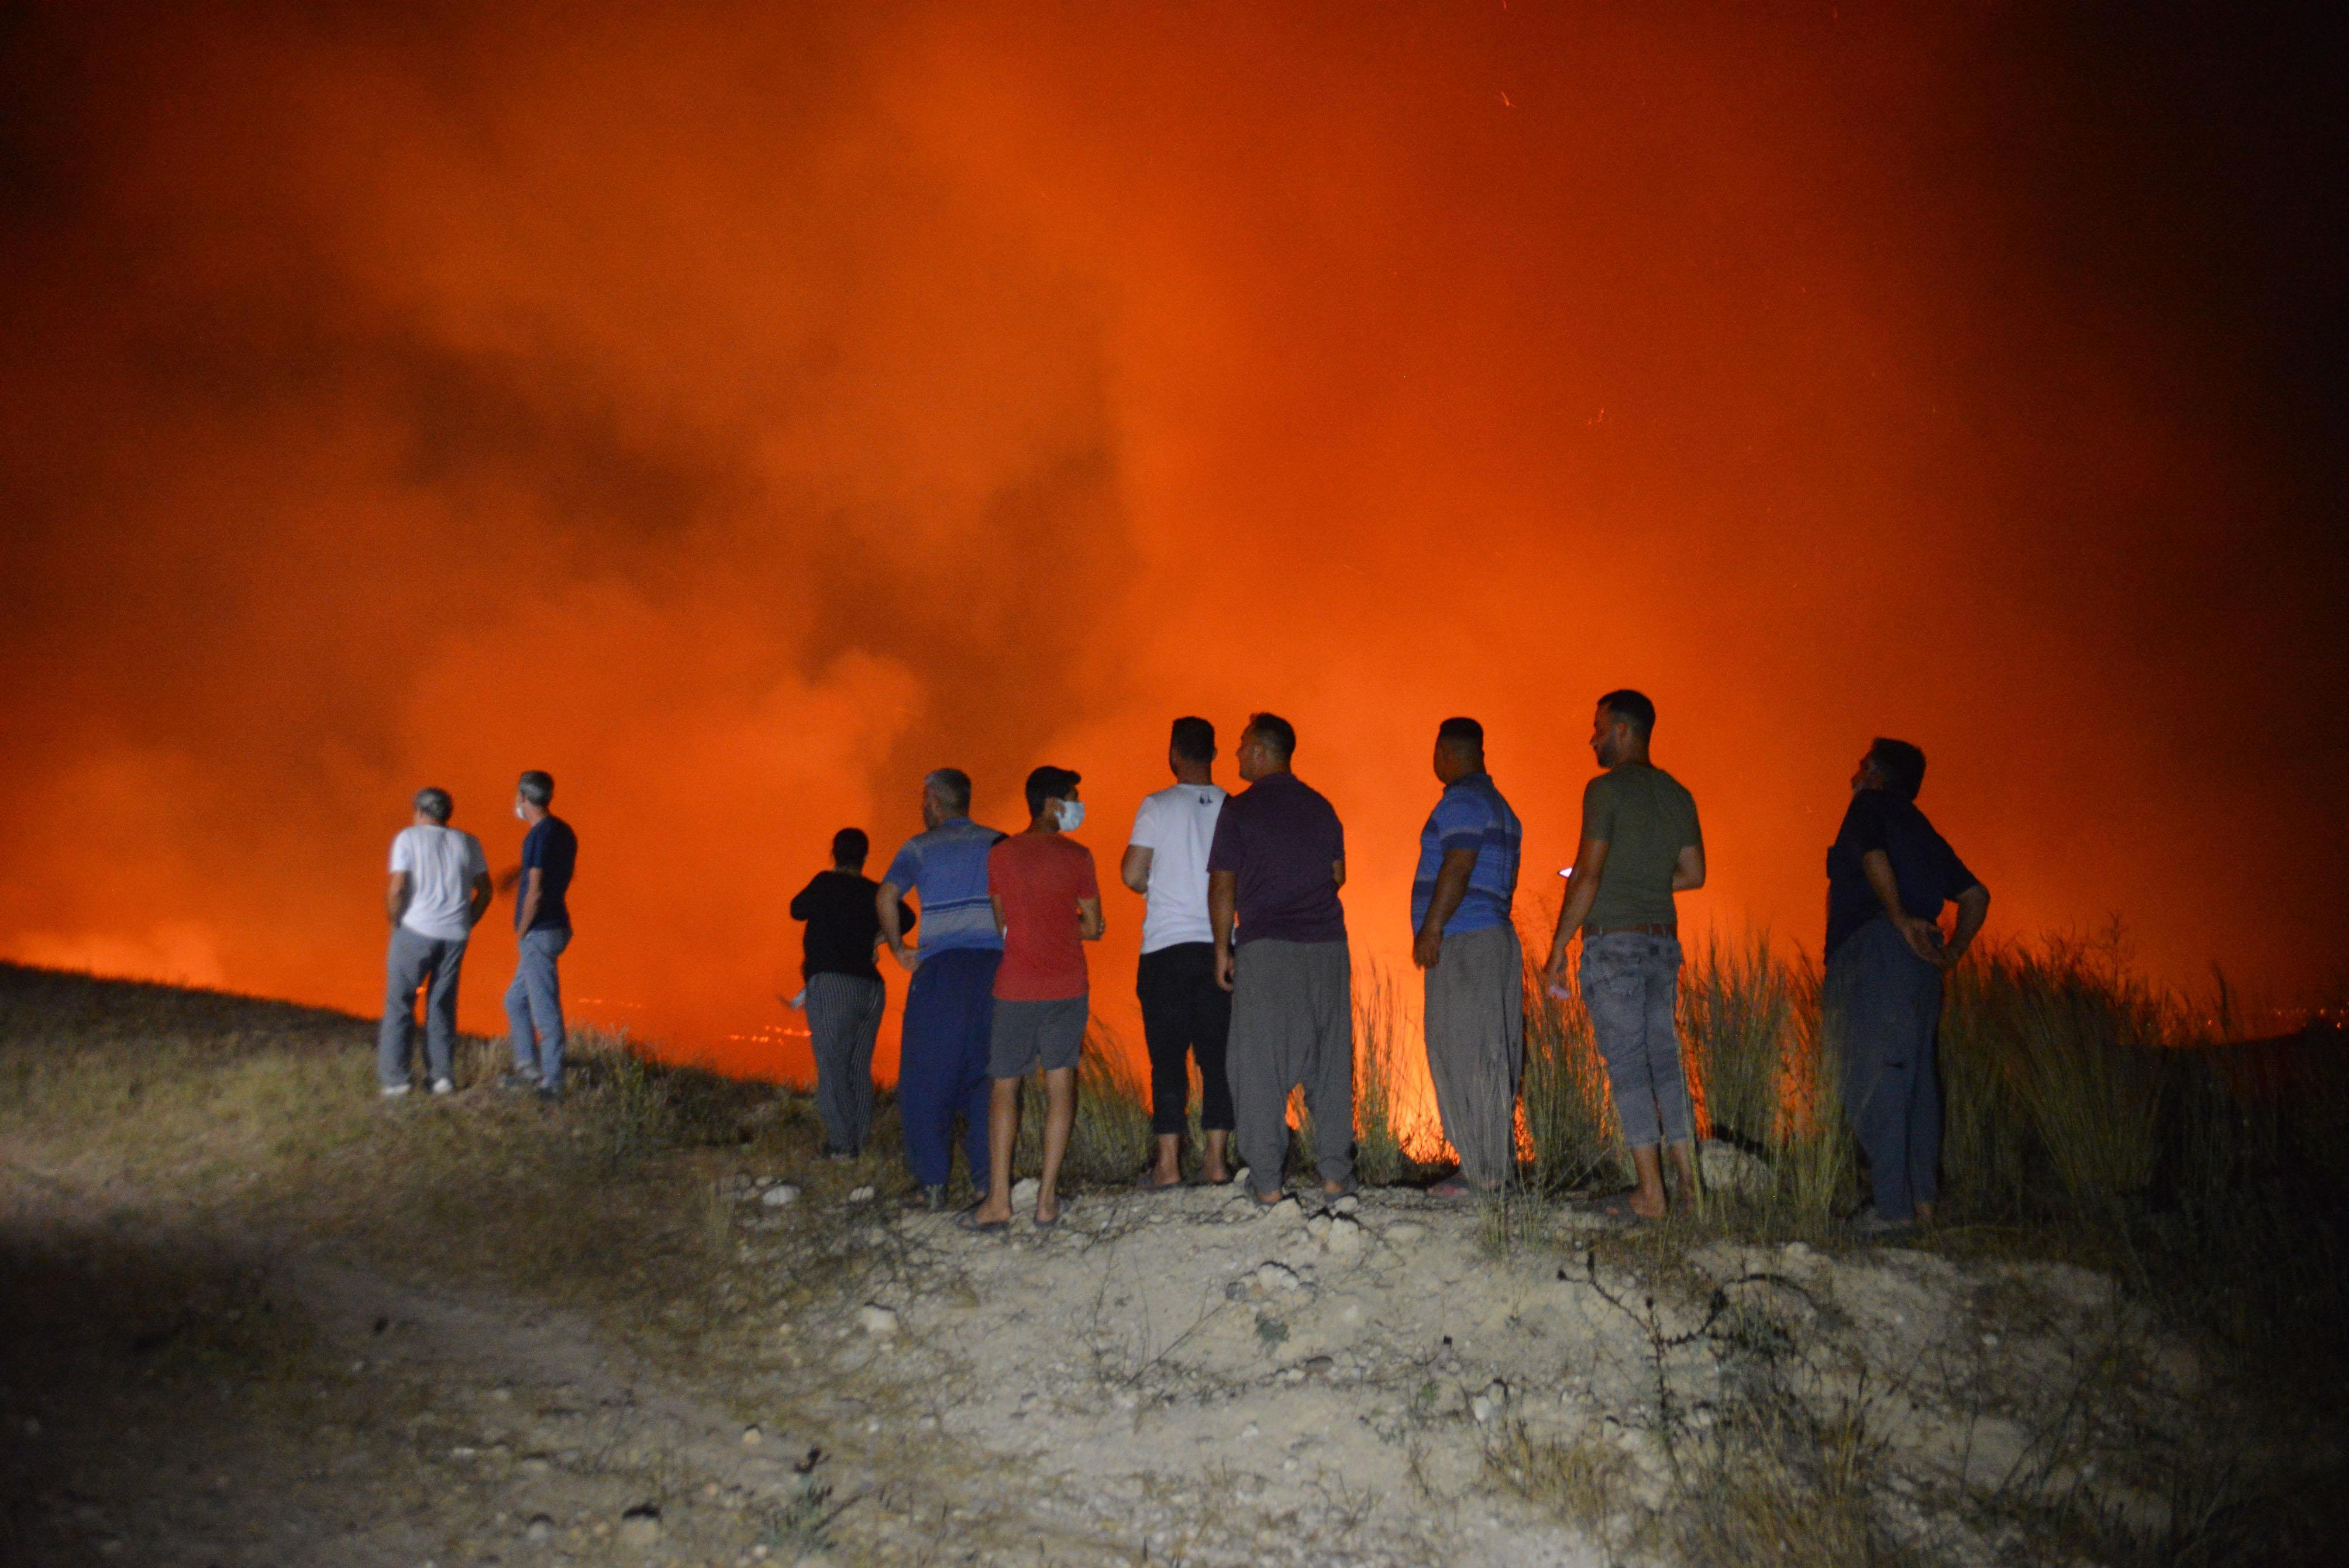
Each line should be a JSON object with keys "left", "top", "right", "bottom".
{"left": 1, "top": 4, "right": 2341, "bottom": 1093}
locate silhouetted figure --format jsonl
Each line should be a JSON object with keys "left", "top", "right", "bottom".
{"left": 789, "top": 828, "right": 912, "bottom": 1159}
{"left": 502, "top": 770, "right": 577, "bottom": 1102}
{"left": 1208, "top": 712, "right": 1355, "bottom": 1207}
{"left": 963, "top": 767, "right": 1103, "bottom": 1231}
{"left": 1823, "top": 738, "right": 1990, "bottom": 1233}
{"left": 877, "top": 769, "right": 1005, "bottom": 1209}
{"left": 1413, "top": 717, "right": 1525, "bottom": 1197}
{"left": 380, "top": 787, "right": 490, "bottom": 1097}
{"left": 1544, "top": 691, "right": 1706, "bottom": 1220}
{"left": 1123, "top": 717, "right": 1234, "bottom": 1188}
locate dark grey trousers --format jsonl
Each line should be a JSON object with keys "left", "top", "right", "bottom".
{"left": 1229, "top": 939, "right": 1354, "bottom": 1198}
{"left": 1579, "top": 932, "right": 1693, "bottom": 1147}
{"left": 1424, "top": 923, "right": 1525, "bottom": 1185}
{"left": 805, "top": 972, "right": 886, "bottom": 1156}
{"left": 381, "top": 928, "right": 467, "bottom": 1090}
{"left": 1823, "top": 917, "right": 1944, "bottom": 1222}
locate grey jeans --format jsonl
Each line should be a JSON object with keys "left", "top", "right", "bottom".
{"left": 1229, "top": 939, "right": 1354, "bottom": 1198}
{"left": 805, "top": 973, "right": 886, "bottom": 1155}
{"left": 1579, "top": 931, "right": 1693, "bottom": 1148}
{"left": 1822, "top": 917, "right": 1944, "bottom": 1221}
{"left": 1425, "top": 923, "right": 1526, "bottom": 1186}
{"left": 381, "top": 927, "right": 468, "bottom": 1090}
{"left": 504, "top": 925, "right": 571, "bottom": 1089}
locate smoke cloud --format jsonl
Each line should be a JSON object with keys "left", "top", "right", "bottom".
{"left": 3, "top": 2, "right": 2341, "bottom": 1077}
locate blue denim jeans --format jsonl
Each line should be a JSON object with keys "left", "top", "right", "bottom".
{"left": 1823, "top": 916, "right": 1944, "bottom": 1221}
{"left": 504, "top": 925, "right": 572, "bottom": 1090}
{"left": 1579, "top": 931, "right": 1693, "bottom": 1148}
{"left": 381, "top": 928, "right": 467, "bottom": 1089}
{"left": 897, "top": 947, "right": 1000, "bottom": 1189}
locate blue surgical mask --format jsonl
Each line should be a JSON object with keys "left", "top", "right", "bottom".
{"left": 1058, "top": 799, "right": 1085, "bottom": 831}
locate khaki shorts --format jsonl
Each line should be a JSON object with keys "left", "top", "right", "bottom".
{"left": 987, "top": 995, "right": 1088, "bottom": 1078}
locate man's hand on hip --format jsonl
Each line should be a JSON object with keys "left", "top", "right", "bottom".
{"left": 1893, "top": 914, "right": 1945, "bottom": 966}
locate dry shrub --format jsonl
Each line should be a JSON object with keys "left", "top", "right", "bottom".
{"left": 1517, "top": 928, "right": 1620, "bottom": 1193}
{"left": 1351, "top": 959, "right": 1410, "bottom": 1186}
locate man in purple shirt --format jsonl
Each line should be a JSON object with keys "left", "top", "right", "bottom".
{"left": 1207, "top": 712, "right": 1353, "bottom": 1207}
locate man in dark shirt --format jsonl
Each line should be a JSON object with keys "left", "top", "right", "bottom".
{"left": 1207, "top": 712, "right": 1353, "bottom": 1206}
{"left": 1823, "top": 738, "right": 1990, "bottom": 1232}
{"left": 790, "top": 828, "right": 914, "bottom": 1159}
{"left": 502, "top": 771, "right": 577, "bottom": 1101}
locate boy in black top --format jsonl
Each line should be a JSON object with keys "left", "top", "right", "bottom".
{"left": 790, "top": 829, "right": 915, "bottom": 1158}
{"left": 1823, "top": 738, "right": 1990, "bottom": 1232}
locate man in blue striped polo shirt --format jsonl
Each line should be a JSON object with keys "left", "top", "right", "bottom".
{"left": 1411, "top": 717, "right": 1525, "bottom": 1197}
{"left": 879, "top": 768, "right": 1007, "bottom": 1209}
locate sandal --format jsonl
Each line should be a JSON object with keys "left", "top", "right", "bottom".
{"left": 955, "top": 1208, "right": 1010, "bottom": 1234}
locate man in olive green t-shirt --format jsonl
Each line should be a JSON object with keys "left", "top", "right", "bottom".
{"left": 1544, "top": 690, "right": 1706, "bottom": 1220}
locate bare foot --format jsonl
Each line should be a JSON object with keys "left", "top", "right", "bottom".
{"left": 1201, "top": 1163, "right": 1231, "bottom": 1185}
{"left": 1627, "top": 1189, "right": 1667, "bottom": 1221}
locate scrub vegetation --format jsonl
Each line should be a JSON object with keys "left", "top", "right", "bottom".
{"left": 2, "top": 947, "right": 2342, "bottom": 1566}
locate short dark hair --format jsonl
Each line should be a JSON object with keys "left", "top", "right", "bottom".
{"left": 831, "top": 828, "right": 869, "bottom": 866}
{"left": 1437, "top": 716, "right": 1484, "bottom": 752}
{"left": 516, "top": 770, "right": 554, "bottom": 807}
{"left": 923, "top": 767, "right": 972, "bottom": 814}
{"left": 1170, "top": 716, "right": 1217, "bottom": 763}
{"left": 1244, "top": 711, "right": 1296, "bottom": 763}
{"left": 1025, "top": 765, "right": 1082, "bottom": 818}
{"left": 1868, "top": 738, "right": 1927, "bottom": 801}
{"left": 1597, "top": 689, "right": 1656, "bottom": 739}
{"left": 413, "top": 787, "right": 452, "bottom": 823}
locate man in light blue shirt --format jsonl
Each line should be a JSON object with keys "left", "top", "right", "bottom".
{"left": 877, "top": 768, "right": 1006, "bottom": 1209}
{"left": 1411, "top": 718, "right": 1524, "bottom": 1195}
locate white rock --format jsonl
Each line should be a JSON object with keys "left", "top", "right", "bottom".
{"left": 760, "top": 1184, "right": 800, "bottom": 1207}
{"left": 523, "top": 1515, "right": 554, "bottom": 1543}
{"left": 1322, "top": 1216, "right": 1366, "bottom": 1257}
{"left": 1697, "top": 1139, "right": 1772, "bottom": 1198}
{"left": 1470, "top": 1394, "right": 1496, "bottom": 1424}
{"left": 1305, "top": 1214, "right": 1332, "bottom": 1239}
{"left": 1011, "top": 1177, "right": 1040, "bottom": 1206}
{"left": 1384, "top": 1221, "right": 1428, "bottom": 1243}
{"left": 1255, "top": 1262, "right": 1303, "bottom": 1293}
{"left": 740, "top": 1424, "right": 763, "bottom": 1445}
{"left": 617, "top": 1505, "right": 662, "bottom": 1547}
{"left": 846, "top": 1185, "right": 876, "bottom": 1204}
{"left": 857, "top": 1304, "right": 901, "bottom": 1337}
{"left": 1331, "top": 1194, "right": 1360, "bottom": 1215}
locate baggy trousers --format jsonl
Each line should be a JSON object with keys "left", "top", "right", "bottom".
{"left": 1579, "top": 932, "right": 1694, "bottom": 1148}
{"left": 805, "top": 971, "right": 886, "bottom": 1155}
{"left": 1823, "top": 916, "right": 1944, "bottom": 1222}
{"left": 504, "top": 925, "right": 571, "bottom": 1089}
{"left": 1424, "top": 923, "right": 1525, "bottom": 1186}
{"left": 897, "top": 947, "right": 1000, "bottom": 1190}
{"left": 1138, "top": 942, "right": 1235, "bottom": 1136}
{"left": 1228, "top": 939, "right": 1354, "bottom": 1199}
{"left": 381, "top": 928, "right": 467, "bottom": 1090}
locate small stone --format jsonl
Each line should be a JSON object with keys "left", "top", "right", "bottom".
{"left": 1384, "top": 1221, "right": 1428, "bottom": 1243}
{"left": 1011, "top": 1177, "right": 1040, "bottom": 1207}
{"left": 760, "top": 1184, "right": 800, "bottom": 1208}
{"left": 524, "top": 1515, "right": 554, "bottom": 1543}
{"left": 1254, "top": 1262, "right": 1302, "bottom": 1293}
{"left": 1331, "top": 1194, "right": 1359, "bottom": 1215}
{"left": 846, "top": 1186, "right": 876, "bottom": 1204}
{"left": 740, "top": 1425, "right": 763, "bottom": 1446}
{"left": 1239, "top": 1422, "right": 1260, "bottom": 1439}
{"left": 857, "top": 1304, "right": 901, "bottom": 1337}
{"left": 1322, "top": 1216, "right": 1366, "bottom": 1257}
{"left": 617, "top": 1504, "right": 662, "bottom": 1548}
{"left": 518, "top": 1456, "right": 553, "bottom": 1477}
{"left": 1305, "top": 1214, "right": 1332, "bottom": 1240}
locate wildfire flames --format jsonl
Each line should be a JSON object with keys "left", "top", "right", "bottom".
{"left": 2, "top": 4, "right": 2340, "bottom": 1086}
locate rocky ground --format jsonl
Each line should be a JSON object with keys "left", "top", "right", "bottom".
{"left": 7, "top": 1145, "right": 2222, "bottom": 1567}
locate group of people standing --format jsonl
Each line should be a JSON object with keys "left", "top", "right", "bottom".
{"left": 375, "top": 688, "right": 1989, "bottom": 1236}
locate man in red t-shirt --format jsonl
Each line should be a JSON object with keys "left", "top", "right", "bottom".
{"left": 963, "top": 765, "right": 1103, "bottom": 1231}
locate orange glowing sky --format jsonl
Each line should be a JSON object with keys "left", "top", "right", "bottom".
{"left": 3, "top": 3, "right": 2343, "bottom": 1083}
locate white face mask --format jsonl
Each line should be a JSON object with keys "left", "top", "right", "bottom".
{"left": 514, "top": 801, "right": 528, "bottom": 821}
{"left": 1058, "top": 799, "right": 1085, "bottom": 832}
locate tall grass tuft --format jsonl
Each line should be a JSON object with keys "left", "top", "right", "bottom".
{"left": 1678, "top": 932, "right": 1798, "bottom": 1151}
{"left": 1352, "top": 959, "right": 1410, "bottom": 1186}
{"left": 1517, "top": 933, "right": 1620, "bottom": 1193}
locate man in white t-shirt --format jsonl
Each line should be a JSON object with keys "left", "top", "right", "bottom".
{"left": 1121, "top": 716, "right": 1234, "bottom": 1187}
{"left": 379, "top": 786, "right": 491, "bottom": 1097}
